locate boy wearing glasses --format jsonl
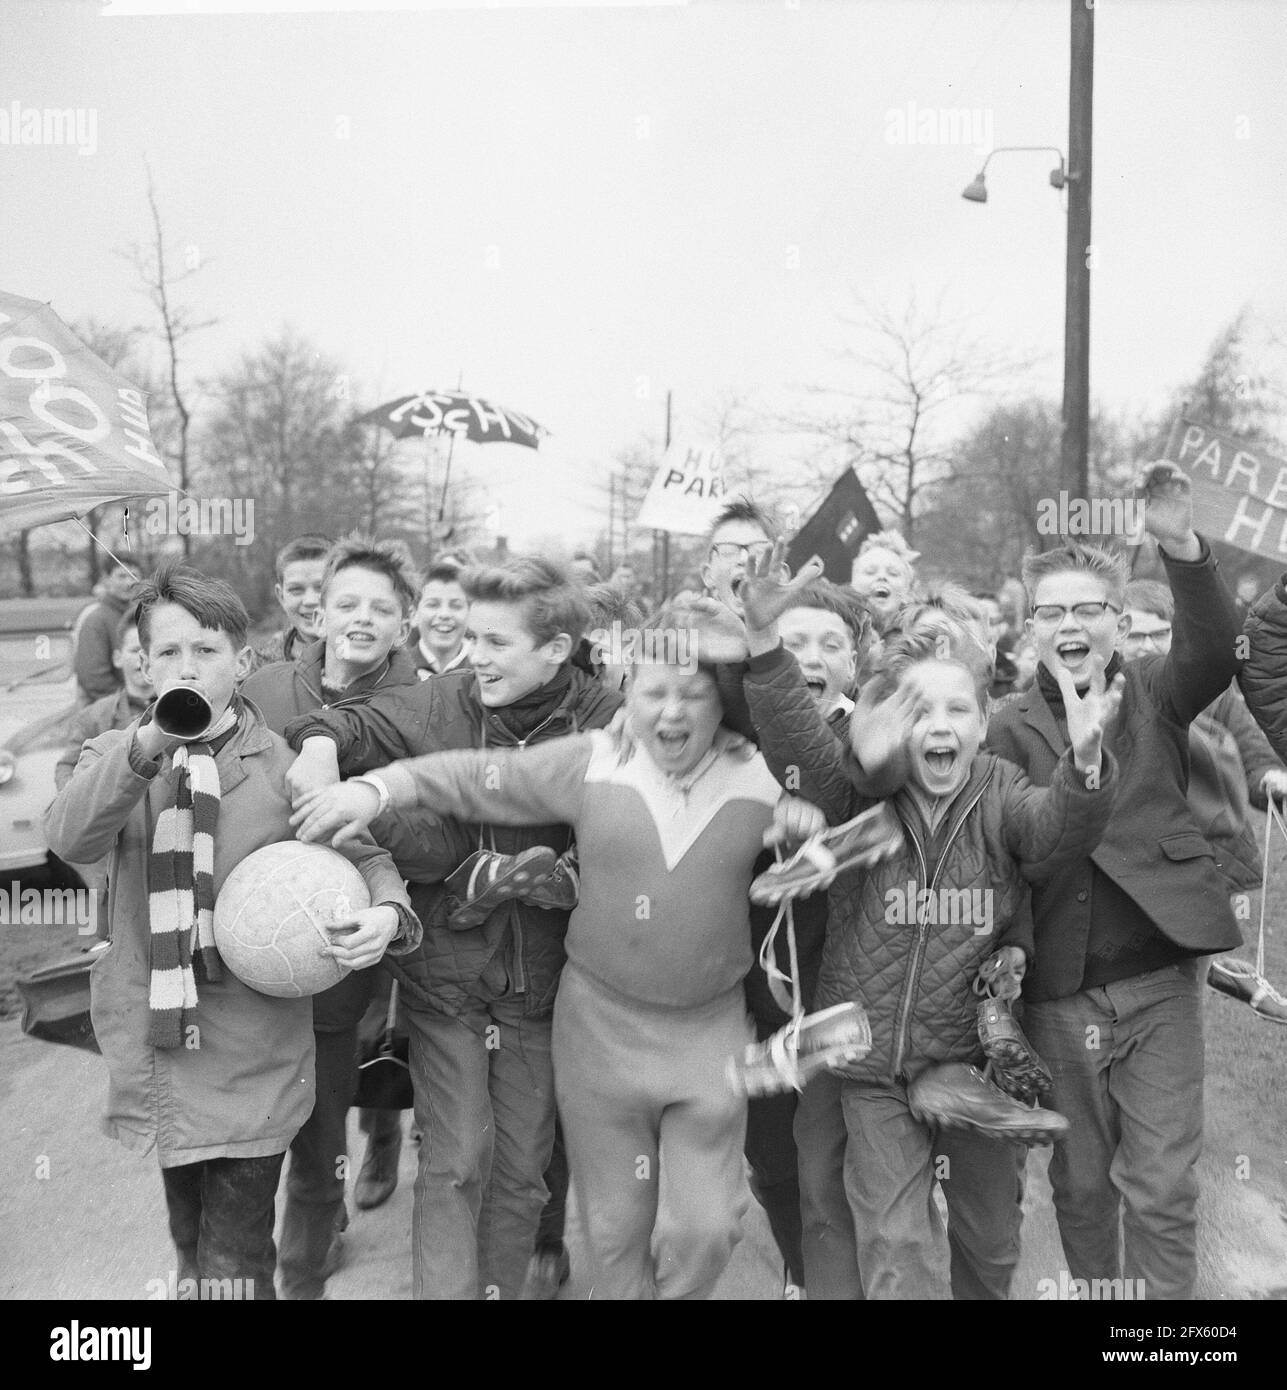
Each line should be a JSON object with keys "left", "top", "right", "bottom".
{"left": 702, "top": 498, "right": 777, "bottom": 618}
{"left": 987, "top": 463, "right": 1245, "bottom": 1300}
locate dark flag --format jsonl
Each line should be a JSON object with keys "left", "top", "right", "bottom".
{"left": 787, "top": 468, "right": 881, "bottom": 583}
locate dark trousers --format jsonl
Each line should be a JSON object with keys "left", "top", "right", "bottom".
{"left": 279, "top": 1025, "right": 359, "bottom": 1300}
{"left": 536, "top": 1118, "right": 569, "bottom": 1253}
{"left": 161, "top": 1153, "right": 285, "bottom": 1300}
{"left": 745, "top": 1089, "right": 805, "bottom": 1289}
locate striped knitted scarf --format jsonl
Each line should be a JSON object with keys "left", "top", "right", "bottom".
{"left": 146, "top": 702, "right": 238, "bottom": 1049}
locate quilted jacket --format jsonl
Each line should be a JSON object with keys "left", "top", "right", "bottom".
{"left": 743, "top": 645, "right": 1117, "bottom": 1084}
{"left": 285, "top": 666, "right": 622, "bottom": 1017}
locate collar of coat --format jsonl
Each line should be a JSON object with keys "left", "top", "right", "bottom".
{"left": 890, "top": 752, "right": 997, "bottom": 851}
{"left": 292, "top": 637, "right": 418, "bottom": 705}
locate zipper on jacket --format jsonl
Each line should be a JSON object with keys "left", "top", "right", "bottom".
{"left": 890, "top": 773, "right": 993, "bottom": 1080}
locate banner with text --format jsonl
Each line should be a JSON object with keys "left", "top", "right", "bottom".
{"left": 635, "top": 440, "right": 727, "bottom": 535}
{"left": 1167, "top": 417, "right": 1287, "bottom": 562}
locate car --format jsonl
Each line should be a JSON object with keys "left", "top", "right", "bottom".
{"left": 0, "top": 597, "right": 92, "bottom": 877}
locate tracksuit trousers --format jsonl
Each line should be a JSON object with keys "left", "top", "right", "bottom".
{"left": 553, "top": 963, "right": 752, "bottom": 1300}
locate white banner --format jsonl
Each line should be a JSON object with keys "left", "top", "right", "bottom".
{"left": 635, "top": 440, "right": 727, "bottom": 535}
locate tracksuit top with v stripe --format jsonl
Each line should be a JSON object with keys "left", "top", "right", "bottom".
{"left": 376, "top": 729, "right": 783, "bottom": 1009}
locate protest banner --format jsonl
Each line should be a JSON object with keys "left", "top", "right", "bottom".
{"left": 1167, "top": 417, "right": 1287, "bottom": 562}
{"left": 635, "top": 440, "right": 727, "bottom": 535}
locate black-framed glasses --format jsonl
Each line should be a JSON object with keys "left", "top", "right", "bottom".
{"left": 1031, "top": 601, "right": 1122, "bottom": 625}
{"left": 1124, "top": 625, "right": 1172, "bottom": 645}
{"left": 710, "top": 540, "right": 774, "bottom": 562}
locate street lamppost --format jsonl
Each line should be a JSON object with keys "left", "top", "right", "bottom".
{"left": 962, "top": 3, "right": 1094, "bottom": 505}
{"left": 962, "top": 144, "right": 1087, "bottom": 502}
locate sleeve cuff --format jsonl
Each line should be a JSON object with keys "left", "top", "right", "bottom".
{"left": 126, "top": 730, "right": 162, "bottom": 778}
{"left": 374, "top": 762, "right": 419, "bottom": 810}
{"left": 745, "top": 642, "right": 789, "bottom": 677}
{"left": 1158, "top": 534, "right": 1211, "bottom": 567}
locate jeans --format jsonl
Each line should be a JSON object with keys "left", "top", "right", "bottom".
{"left": 161, "top": 1153, "right": 285, "bottom": 1300}
{"left": 1024, "top": 959, "right": 1204, "bottom": 1300}
{"left": 405, "top": 994, "right": 556, "bottom": 1300}
{"left": 278, "top": 1024, "right": 359, "bottom": 1300}
{"left": 796, "top": 1070, "right": 862, "bottom": 1298}
{"left": 838, "top": 1079, "right": 1025, "bottom": 1300}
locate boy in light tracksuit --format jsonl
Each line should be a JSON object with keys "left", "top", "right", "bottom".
{"left": 292, "top": 649, "right": 828, "bottom": 1299}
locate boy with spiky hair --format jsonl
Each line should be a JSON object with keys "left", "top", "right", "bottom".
{"left": 987, "top": 464, "right": 1245, "bottom": 1300}
{"left": 281, "top": 554, "right": 622, "bottom": 1300}
{"left": 46, "top": 563, "right": 416, "bottom": 1300}
{"left": 241, "top": 533, "right": 423, "bottom": 1297}
{"left": 253, "top": 534, "right": 331, "bottom": 668}
{"left": 702, "top": 495, "right": 780, "bottom": 619}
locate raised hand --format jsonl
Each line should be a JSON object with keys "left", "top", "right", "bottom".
{"left": 850, "top": 680, "right": 919, "bottom": 778}
{"left": 1137, "top": 461, "right": 1198, "bottom": 557}
{"left": 739, "top": 538, "right": 825, "bottom": 640}
{"left": 1056, "top": 653, "right": 1124, "bottom": 779}
{"left": 670, "top": 595, "right": 751, "bottom": 666}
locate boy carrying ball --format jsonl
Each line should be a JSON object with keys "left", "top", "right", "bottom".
{"left": 46, "top": 564, "right": 417, "bottom": 1300}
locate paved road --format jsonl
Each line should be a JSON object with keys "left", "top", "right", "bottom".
{"left": 3, "top": 1018, "right": 1282, "bottom": 1300}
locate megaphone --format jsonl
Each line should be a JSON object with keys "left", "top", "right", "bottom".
{"left": 154, "top": 684, "right": 215, "bottom": 741}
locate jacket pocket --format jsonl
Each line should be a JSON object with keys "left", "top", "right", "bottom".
{"left": 1157, "top": 832, "right": 1216, "bottom": 862}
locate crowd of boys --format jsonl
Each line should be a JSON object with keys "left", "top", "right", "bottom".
{"left": 47, "top": 461, "right": 1287, "bottom": 1300}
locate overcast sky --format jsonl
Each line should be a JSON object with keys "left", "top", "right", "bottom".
{"left": 7, "top": 0, "right": 1286, "bottom": 549}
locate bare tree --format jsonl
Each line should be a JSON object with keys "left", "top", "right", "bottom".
{"left": 120, "top": 164, "right": 215, "bottom": 558}
{"left": 780, "top": 292, "right": 1031, "bottom": 545}
{"left": 197, "top": 328, "right": 366, "bottom": 613}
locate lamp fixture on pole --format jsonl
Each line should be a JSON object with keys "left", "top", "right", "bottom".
{"left": 960, "top": 147, "right": 1075, "bottom": 204}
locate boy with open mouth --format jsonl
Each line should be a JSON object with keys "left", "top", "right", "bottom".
{"left": 988, "top": 462, "right": 1246, "bottom": 1300}
{"left": 734, "top": 540, "right": 1120, "bottom": 1299}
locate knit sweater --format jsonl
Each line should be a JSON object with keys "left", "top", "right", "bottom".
{"left": 374, "top": 730, "right": 783, "bottom": 1009}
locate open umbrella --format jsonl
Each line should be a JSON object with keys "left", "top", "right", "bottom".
{"left": 0, "top": 289, "right": 172, "bottom": 536}
{"left": 359, "top": 388, "right": 547, "bottom": 533}
{"left": 359, "top": 390, "right": 545, "bottom": 450}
